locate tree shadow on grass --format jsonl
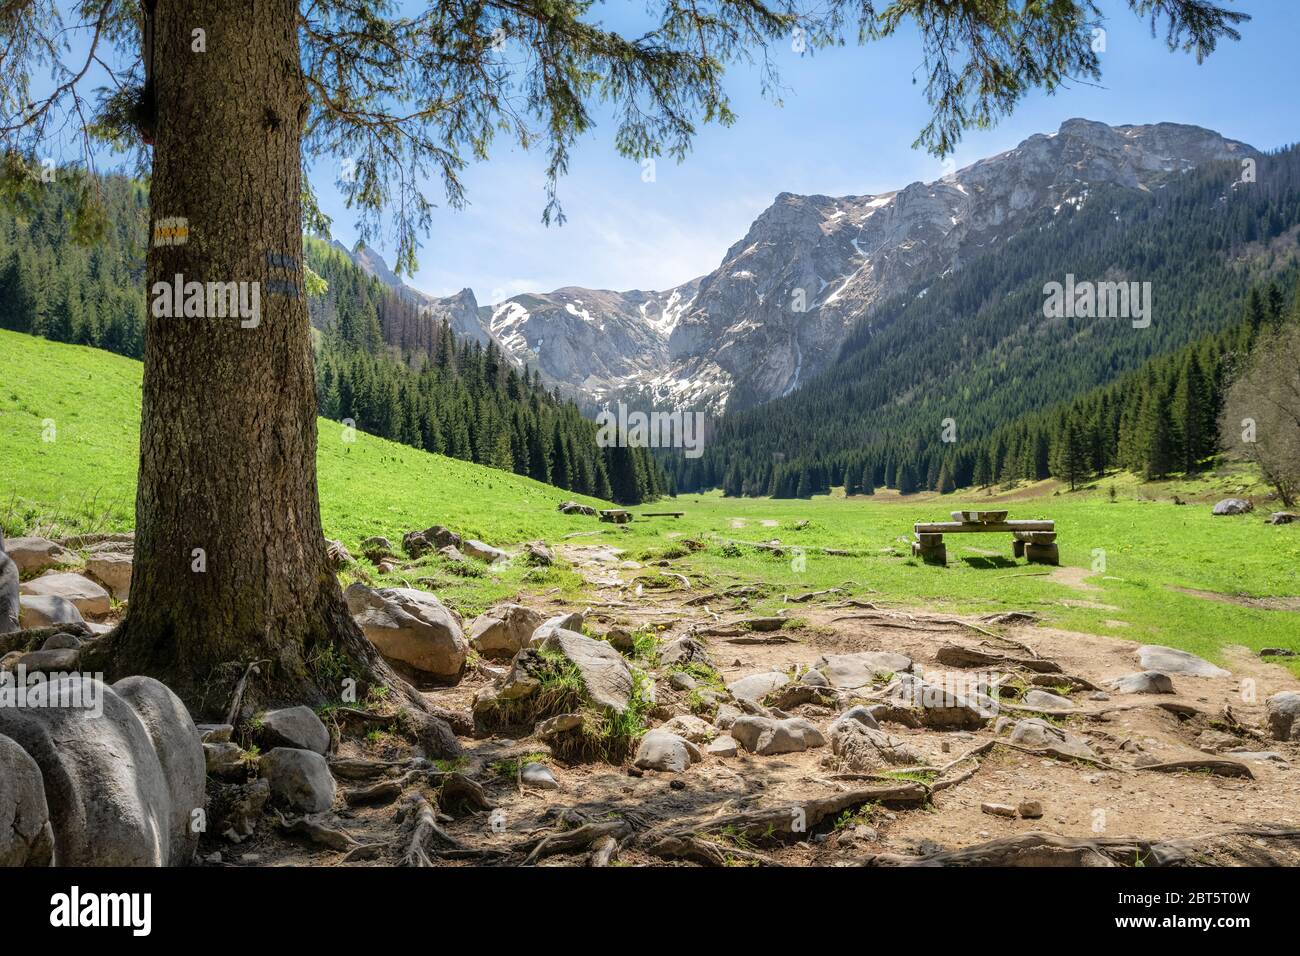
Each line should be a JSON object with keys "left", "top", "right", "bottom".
{"left": 959, "top": 555, "right": 1018, "bottom": 570}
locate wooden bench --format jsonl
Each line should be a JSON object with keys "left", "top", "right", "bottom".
{"left": 639, "top": 512, "right": 684, "bottom": 518}
{"left": 912, "top": 511, "right": 1058, "bottom": 566}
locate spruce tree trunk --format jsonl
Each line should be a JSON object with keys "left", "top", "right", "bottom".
{"left": 84, "top": 0, "right": 414, "bottom": 725}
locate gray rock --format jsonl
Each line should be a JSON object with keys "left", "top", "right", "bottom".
{"left": 668, "top": 671, "right": 697, "bottom": 691}
{"left": 529, "top": 611, "right": 584, "bottom": 647}
{"left": 1003, "top": 717, "right": 1097, "bottom": 760}
{"left": 813, "top": 651, "right": 912, "bottom": 689}
{"left": 520, "top": 762, "right": 560, "bottom": 790}
{"left": 727, "top": 670, "right": 790, "bottom": 702}
{"left": 880, "top": 675, "right": 997, "bottom": 729}
{"left": 539, "top": 628, "right": 635, "bottom": 713}
{"left": 0, "top": 675, "right": 181, "bottom": 865}
{"left": 1109, "top": 671, "right": 1174, "bottom": 695}
{"left": 401, "top": 530, "right": 433, "bottom": 558}
{"left": 214, "top": 778, "right": 269, "bottom": 843}
{"left": 17, "top": 648, "right": 81, "bottom": 672}
{"left": 2, "top": 537, "right": 78, "bottom": 576}
{"left": 659, "top": 636, "right": 711, "bottom": 667}
{"left": 634, "top": 730, "right": 702, "bottom": 772}
{"left": 1022, "top": 689, "right": 1073, "bottom": 710}
{"left": 657, "top": 714, "right": 715, "bottom": 743}
{"left": 838, "top": 705, "right": 880, "bottom": 730}
{"left": 41, "top": 632, "right": 83, "bottom": 650}
{"left": 705, "top": 735, "right": 738, "bottom": 757}
{"left": 204, "top": 742, "right": 249, "bottom": 781}
{"left": 344, "top": 583, "right": 467, "bottom": 679}
{"left": 359, "top": 535, "right": 395, "bottom": 560}
{"left": 799, "top": 667, "right": 830, "bottom": 687}
{"left": 1018, "top": 800, "right": 1044, "bottom": 819}
{"left": 604, "top": 627, "right": 635, "bottom": 653}
{"left": 196, "top": 723, "right": 234, "bottom": 743}
{"left": 713, "top": 704, "right": 741, "bottom": 730}
{"left": 1265, "top": 692, "right": 1300, "bottom": 741}
{"left": 437, "top": 545, "right": 467, "bottom": 563}
{"left": 469, "top": 604, "right": 546, "bottom": 659}
{"left": 558, "top": 501, "right": 598, "bottom": 516}
{"left": 534, "top": 712, "right": 584, "bottom": 739}
{"left": 259, "top": 705, "right": 330, "bottom": 755}
{"left": 1136, "top": 645, "right": 1230, "bottom": 678}
{"left": 17, "top": 594, "right": 85, "bottom": 629}
{"left": 19, "top": 572, "right": 110, "bottom": 617}
{"left": 424, "top": 526, "right": 462, "bottom": 550}
{"left": 829, "top": 718, "right": 919, "bottom": 771}
{"left": 981, "top": 802, "right": 1017, "bottom": 818}
{"left": 1224, "top": 749, "right": 1290, "bottom": 765}
{"left": 730, "top": 715, "right": 825, "bottom": 755}
{"left": 0, "top": 733, "right": 54, "bottom": 865}
{"left": 523, "top": 541, "right": 554, "bottom": 565}
{"left": 1212, "top": 498, "right": 1253, "bottom": 515}
{"left": 1266, "top": 512, "right": 1297, "bottom": 525}
{"left": 258, "top": 748, "right": 336, "bottom": 813}
{"left": 462, "top": 539, "right": 509, "bottom": 564}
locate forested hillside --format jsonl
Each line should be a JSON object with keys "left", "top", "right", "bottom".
{"left": 0, "top": 176, "right": 667, "bottom": 504}
{"left": 667, "top": 145, "right": 1300, "bottom": 497}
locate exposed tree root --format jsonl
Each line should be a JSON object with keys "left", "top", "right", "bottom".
{"left": 518, "top": 820, "right": 633, "bottom": 866}
{"left": 589, "top": 834, "right": 620, "bottom": 867}
{"left": 644, "top": 835, "right": 778, "bottom": 866}
{"left": 275, "top": 811, "right": 360, "bottom": 851}
{"left": 936, "top": 643, "right": 1060, "bottom": 673}
{"left": 395, "top": 791, "right": 463, "bottom": 866}
{"left": 1138, "top": 757, "right": 1253, "bottom": 779}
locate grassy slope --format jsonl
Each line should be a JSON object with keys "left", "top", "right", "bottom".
{"left": 2, "top": 329, "right": 1297, "bottom": 667}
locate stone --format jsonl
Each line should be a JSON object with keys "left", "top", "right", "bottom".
{"left": 520, "top": 762, "right": 560, "bottom": 790}
{"left": 17, "top": 648, "right": 81, "bottom": 672}
{"left": 437, "top": 545, "right": 466, "bottom": 563}
{"left": 705, "top": 735, "right": 738, "bottom": 757}
{"left": 981, "top": 802, "right": 1017, "bottom": 818}
{"left": 668, "top": 671, "right": 696, "bottom": 691}
{"left": 258, "top": 748, "right": 336, "bottom": 813}
{"left": 1195, "top": 730, "right": 1240, "bottom": 753}
{"left": 17, "top": 594, "right": 84, "bottom": 629}
{"left": 80, "top": 548, "right": 131, "bottom": 595}
{"left": 830, "top": 717, "right": 920, "bottom": 771}
{"left": 558, "top": 500, "right": 598, "bottom": 516}
{"left": 0, "top": 733, "right": 54, "bottom": 866}
{"left": 1018, "top": 800, "right": 1044, "bottom": 819}
{"left": 0, "top": 537, "right": 18, "bottom": 634}
{"left": 401, "top": 530, "right": 433, "bottom": 558}
{"left": 1265, "top": 692, "right": 1300, "bottom": 741}
{"left": 424, "top": 526, "right": 462, "bottom": 550}
{"left": 1267, "top": 512, "right": 1298, "bottom": 525}
{"left": 498, "top": 651, "right": 543, "bottom": 700}
{"left": 41, "top": 632, "right": 83, "bottom": 650}
{"left": 19, "top": 572, "right": 111, "bottom": 617}
{"left": 730, "top": 715, "right": 825, "bottom": 756}
{"left": 837, "top": 705, "right": 880, "bottom": 730}
{"left": 523, "top": 541, "right": 554, "bottom": 565}
{"left": 813, "top": 651, "right": 912, "bottom": 689}
{"left": 727, "top": 670, "right": 790, "bottom": 702}
{"left": 659, "top": 636, "right": 711, "bottom": 667}
{"left": 2, "top": 536, "right": 78, "bottom": 576}
{"left": 1260, "top": 647, "right": 1297, "bottom": 657}
{"left": 197, "top": 723, "right": 234, "bottom": 743}
{"left": 1136, "top": 645, "right": 1230, "bottom": 678}
{"left": 0, "top": 675, "right": 191, "bottom": 865}
{"left": 1109, "top": 671, "right": 1174, "bottom": 695}
{"left": 713, "top": 704, "right": 741, "bottom": 730}
{"left": 525, "top": 612, "right": 583, "bottom": 650}
{"left": 344, "top": 583, "right": 467, "bottom": 679}
{"left": 634, "top": 730, "right": 702, "bottom": 772}
{"left": 604, "top": 627, "right": 635, "bottom": 653}
{"left": 880, "top": 675, "right": 997, "bottom": 730}
{"left": 800, "top": 668, "right": 829, "bottom": 687}
{"left": 469, "top": 604, "right": 546, "bottom": 659}
{"left": 258, "top": 705, "right": 330, "bottom": 755}
{"left": 324, "top": 538, "right": 354, "bottom": 571}
{"left": 360, "top": 535, "right": 395, "bottom": 560}
{"left": 1022, "top": 689, "right": 1072, "bottom": 709}
{"left": 1212, "top": 498, "right": 1253, "bottom": 515}
{"left": 204, "top": 742, "right": 249, "bottom": 782}
{"left": 539, "top": 628, "right": 634, "bottom": 713}
{"left": 657, "top": 714, "right": 715, "bottom": 743}
{"left": 462, "top": 539, "right": 509, "bottom": 564}
{"left": 1003, "top": 717, "right": 1097, "bottom": 760}
{"left": 0, "top": 651, "right": 22, "bottom": 671}
{"left": 213, "top": 778, "right": 269, "bottom": 843}
{"left": 535, "top": 712, "right": 584, "bottom": 739}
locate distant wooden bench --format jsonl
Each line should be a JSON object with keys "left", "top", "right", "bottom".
{"left": 912, "top": 511, "right": 1058, "bottom": 566}
{"left": 639, "top": 512, "right": 684, "bottom": 518}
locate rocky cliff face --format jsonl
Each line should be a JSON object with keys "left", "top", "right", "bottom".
{"left": 345, "top": 120, "right": 1256, "bottom": 412}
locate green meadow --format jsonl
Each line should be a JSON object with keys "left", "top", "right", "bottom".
{"left": 2, "top": 329, "right": 1297, "bottom": 670}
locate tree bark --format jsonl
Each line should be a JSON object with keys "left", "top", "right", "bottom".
{"left": 83, "top": 0, "right": 419, "bottom": 726}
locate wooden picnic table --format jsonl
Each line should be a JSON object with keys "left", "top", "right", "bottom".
{"left": 912, "top": 511, "right": 1057, "bottom": 566}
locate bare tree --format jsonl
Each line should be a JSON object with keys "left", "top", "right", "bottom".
{"left": 1221, "top": 320, "right": 1300, "bottom": 508}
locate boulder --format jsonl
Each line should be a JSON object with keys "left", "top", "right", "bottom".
{"left": 539, "top": 628, "right": 634, "bottom": 713}
{"left": 196, "top": 723, "right": 234, "bottom": 743}
{"left": 837, "top": 705, "right": 880, "bottom": 730}
{"left": 634, "top": 730, "right": 702, "bottom": 773}
{"left": 880, "top": 675, "right": 997, "bottom": 729}
{"left": 401, "top": 530, "right": 433, "bottom": 558}
{"left": 812, "top": 651, "right": 912, "bottom": 689}
{"left": 1022, "top": 689, "right": 1073, "bottom": 710}
{"left": 523, "top": 541, "right": 554, "bottom": 566}
{"left": 17, "top": 648, "right": 81, "bottom": 672}
{"left": 84, "top": 552, "right": 132, "bottom": 600}
{"left": 520, "top": 762, "right": 560, "bottom": 790}
{"left": 534, "top": 712, "right": 584, "bottom": 739}
{"left": 258, "top": 705, "right": 330, "bottom": 755}
{"left": 424, "top": 526, "right": 462, "bottom": 550}
{"left": 212, "top": 778, "right": 269, "bottom": 843}
{"left": 0, "top": 675, "right": 184, "bottom": 865}
{"left": 729, "top": 715, "right": 825, "bottom": 756}
{"left": 1001, "top": 717, "right": 1097, "bottom": 760}
{"left": 1212, "top": 498, "right": 1253, "bottom": 516}
{"left": 1265, "top": 692, "right": 1300, "bottom": 742}
{"left": 0, "top": 733, "right": 54, "bottom": 866}
{"left": 344, "top": 583, "right": 467, "bottom": 679}
{"left": 529, "top": 611, "right": 584, "bottom": 647}
{"left": 0, "top": 553, "right": 17, "bottom": 635}
{"left": 437, "top": 545, "right": 467, "bottom": 563}
{"left": 705, "top": 735, "right": 738, "bottom": 757}
{"left": 659, "top": 636, "right": 711, "bottom": 668}
{"left": 558, "top": 501, "right": 598, "bottom": 516}
{"left": 18, "top": 594, "right": 84, "bottom": 629}
{"left": 2, "top": 537, "right": 78, "bottom": 576}
{"left": 360, "top": 535, "right": 395, "bottom": 560}
{"left": 604, "top": 627, "right": 635, "bottom": 653}
{"left": 258, "top": 748, "right": 336, "bottom": 813}
{"left": 668, "top": 671, "right": 696, "bottom": 691}
{"left": 469, "top": 604, "right": 546, "bottom": 659}
{"left": 462, "top": 539, "right": 509, "bottom": 564}
{"left": 657, "top": 714, "right": 715, "bottom": 743}
{"left": 829, "top": 718, "right": 920, "bottom": 771}
{"left": 727, "top": 671, "right": 790, "bottom": 702}
{"left": 111, "top": 676, "right": 207, "bottom": 865}
{"left": 1109, "top": 671, "right": 1174, "bottom": 695}
{"left": 19, "top": 573, "right": 111, "bottom": 617}
{"left": 204, "top": 742, "right": 248, "bottom": 781}
{"left": 1136, "top": 645, "right": 1229, "bottom": 678}
{"left": 1267, "top": 512, "right": 1298, "bottom": 525}
{"left": 41, "top": 632, "right": 83, "bottom": 650}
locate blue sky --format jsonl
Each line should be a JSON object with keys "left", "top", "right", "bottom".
{"left": 309, "top": 1, "right": 1296, "bottom": 305}
{"left": 34, "top": 2, "right": 1299, "bottom": 305}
